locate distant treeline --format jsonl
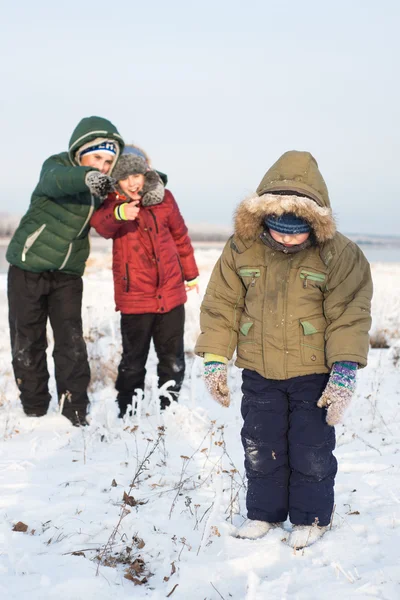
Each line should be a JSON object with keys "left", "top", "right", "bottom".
{"left": 187, "top": 230, "right": 231, "bottom": 242}
{"left": 0, "top": 215, "right": 20, "bottom": 237}
{"left": 1, "top": 217, "right": 399, "bottom": 246}
{"left": 0, "top": 216, "right": 232, "bottom": 243}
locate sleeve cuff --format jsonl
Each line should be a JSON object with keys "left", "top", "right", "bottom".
{"left": 114, "top": 203, "right": 128, "bottom": 221}
{"left": 204, "top": 353, "right": 228, "bottom": 364}
{"left": 186, "top": 277, "right": 199, "bottom": 287}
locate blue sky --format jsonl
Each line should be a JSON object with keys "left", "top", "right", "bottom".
{"left": 0, "top": 0, "right": 399, "bottom": 234}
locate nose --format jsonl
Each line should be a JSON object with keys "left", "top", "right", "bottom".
{"left": 282, "top": 235, "right": 291, "bottom": 243}
{"left": 100, "top": 159, "right": 111, "bottom": 174}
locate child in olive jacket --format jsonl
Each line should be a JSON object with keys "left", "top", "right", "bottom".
{"left": 195, "top": 150, "right": 372, "bottom": 548}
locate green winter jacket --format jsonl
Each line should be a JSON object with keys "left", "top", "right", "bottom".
{"left": 195, "top": 151, "right": 373, "bottom": 379}
{"left": 7, "top": 116, "right": 124, "bottom": 276}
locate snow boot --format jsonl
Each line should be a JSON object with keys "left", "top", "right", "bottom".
{"left": 287, "top": 524, "right": 328, "bottom": 549}
{"left": 235, "top": 519, "right": 281, "bottom": 540}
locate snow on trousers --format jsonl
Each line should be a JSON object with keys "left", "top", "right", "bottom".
{"left": 7, "top": 266, "right": 90, "bottom": 419}
{"left": 116, "top": 304, "right": 185, "bottom": 413}
{"left": 241, "top": 369, "right": 337, "bottom": 526}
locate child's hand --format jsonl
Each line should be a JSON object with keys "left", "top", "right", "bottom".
{"left": 317, "top": 361, "right": 357, "bottom": 426}
{"left": 124, "top": 201, "right": 140, "bottom": 220}
{"left": 140, "top": 171, "right": 165, "bottom": 206}
{"left": 185, "top": 278, "right": 199, "bottom": 293}
{"left": 85, "top": 172, "right": 116, "bottom": 199}
{"left": 204, "top": 362, "right": 230, "bottom": 407}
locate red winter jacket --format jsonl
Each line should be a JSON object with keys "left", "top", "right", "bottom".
{"left": 90, "top": 190, "right": 199, "bottom": 314}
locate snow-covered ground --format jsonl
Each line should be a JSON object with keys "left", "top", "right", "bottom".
{"left": 0, "top": 246, "right": 399, "bottom": 600}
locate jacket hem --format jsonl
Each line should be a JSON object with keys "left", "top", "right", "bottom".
{"left": 326, "top": 353, "right": 367, "bottom": 369}
{"left": 195, "top": 345, "right": 232, "bottom": 360}
{"left": 235, "top": 358, "right": 330, "bottom": 380}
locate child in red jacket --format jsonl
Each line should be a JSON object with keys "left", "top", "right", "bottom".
{"left": 91, "top": 148, "right": 199, "bottom": 415}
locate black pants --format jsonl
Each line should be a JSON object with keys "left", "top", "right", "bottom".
{"left": 7, "top": 266, "right": 90, "bottom": 422}
{"left": 241, "top": 369, "right": 337, "bottom": 527}
{"left": 116, "top": 304, "right": 185, "bottom": 415}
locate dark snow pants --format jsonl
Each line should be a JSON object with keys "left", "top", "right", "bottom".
{"left": 116, "top": 304, "right": 185, "bottom": 415}
{"left": 8, "top": 266, "right": 90, "bottom": 422}
{"left": 241, "top": 369, "right": 337, "bottom": 527}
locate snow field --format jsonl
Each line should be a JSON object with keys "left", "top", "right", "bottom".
{"left": 0, "top": 248, "right": 399, "bottom": 599}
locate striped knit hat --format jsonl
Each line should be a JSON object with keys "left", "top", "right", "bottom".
{"left": 265, "top": 213, "right": 311, "bottom": 235}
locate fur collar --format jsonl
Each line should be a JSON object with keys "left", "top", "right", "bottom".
{"left": 234, "top": 193, "right": 336, "bottom": 244}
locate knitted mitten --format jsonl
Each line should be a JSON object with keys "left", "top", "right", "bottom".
{"left": 317, "top": 361, "right": 357, "bottom": 425}
{"left": 140, "top": 171, "right": 165, "bottom": 206}
{"left": 85, "top": 171, "right": 115, "bottom": 199}
{"left": 204, "top": 355, "right": 230, "bottom": 407}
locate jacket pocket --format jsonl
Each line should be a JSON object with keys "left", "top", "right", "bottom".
{"left": 22, "top": 224, "right": 46, "bottom": 262}
{"left": 300, "top": 269, "right": 326, "bottom": 289}
{"left": 238, "top": 267, "right": 261, "bottom": 288}
{"left": 123, "top": 263, "right": 130, "bottom": 292}
{"left": 299, "top": 314, "right": 327, "bottom": 366}
{"left": 237, "top": 313, "right": 254, "bottom": 361}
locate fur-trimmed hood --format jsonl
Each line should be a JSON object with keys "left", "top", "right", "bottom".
{"left": 235, "top": 151, "right": 336, "bottom": 244}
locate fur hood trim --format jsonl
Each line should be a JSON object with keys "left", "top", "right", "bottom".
{"left": 234, "top": 193, "right": 336, "bottom": 243}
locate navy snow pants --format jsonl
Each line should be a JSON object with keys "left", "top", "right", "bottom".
{"left": 241, "top": 369, "right": 337, "bottom": 527}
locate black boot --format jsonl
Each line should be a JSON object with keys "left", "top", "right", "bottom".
{"left": 117, "top": 394, "right": 135, "bottom": 418}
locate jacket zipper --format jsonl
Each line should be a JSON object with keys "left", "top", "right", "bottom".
{"left": 60, "top": 197, "right": 94, "bottom": 271}
{"left": 149, "top": 210, "right": 159, "bottom": 233}
{"left": 147, "top": 209, "right": 160, "bottom": 287}
{"left": 283, "top": 259, "right": 292, "bottom": 377}
{"left": 22, "top": 224, "right": 46, "bottom": 262}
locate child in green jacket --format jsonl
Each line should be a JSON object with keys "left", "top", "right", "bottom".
{"left": 7, "top": 116, "right": 124, "bottom": 425}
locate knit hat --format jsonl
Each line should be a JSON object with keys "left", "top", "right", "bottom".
{"left": 265, "top": 213, "right": 311, "bottom": 234}
{"left": 112, "top": 154, "right": 149, "bottom": 182}
{"left": 76, "top": 137, "right": 120, "bottom": 166}
{"left": 79, "top": 140, "right": 117, "bottom": 158}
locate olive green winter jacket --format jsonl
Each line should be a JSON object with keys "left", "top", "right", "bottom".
{"left": 7, "top": 116, "right": 124, "bottom": 276}
{"left": 195, "top": 151, "right": 373, "bottom": 379}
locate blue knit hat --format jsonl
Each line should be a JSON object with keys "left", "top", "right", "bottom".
{"left": 265, "top": 213, "right": 311, "bottom": 234}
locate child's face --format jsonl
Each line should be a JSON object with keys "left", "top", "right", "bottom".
{"left": 81, "top": 151, "right": 114, "bottom": 174}
{"left": 119, "top": 174, "right": 146, "bottom": 200}
{"left": 269, "top": 229, "right": 310, "bottom": 247}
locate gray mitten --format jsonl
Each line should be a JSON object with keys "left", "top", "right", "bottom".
{"left": 140, "top": 171, "right": 165, "bottom": 206}
{"left": 85, "top": 171, "right": 116, "bottom": 199}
